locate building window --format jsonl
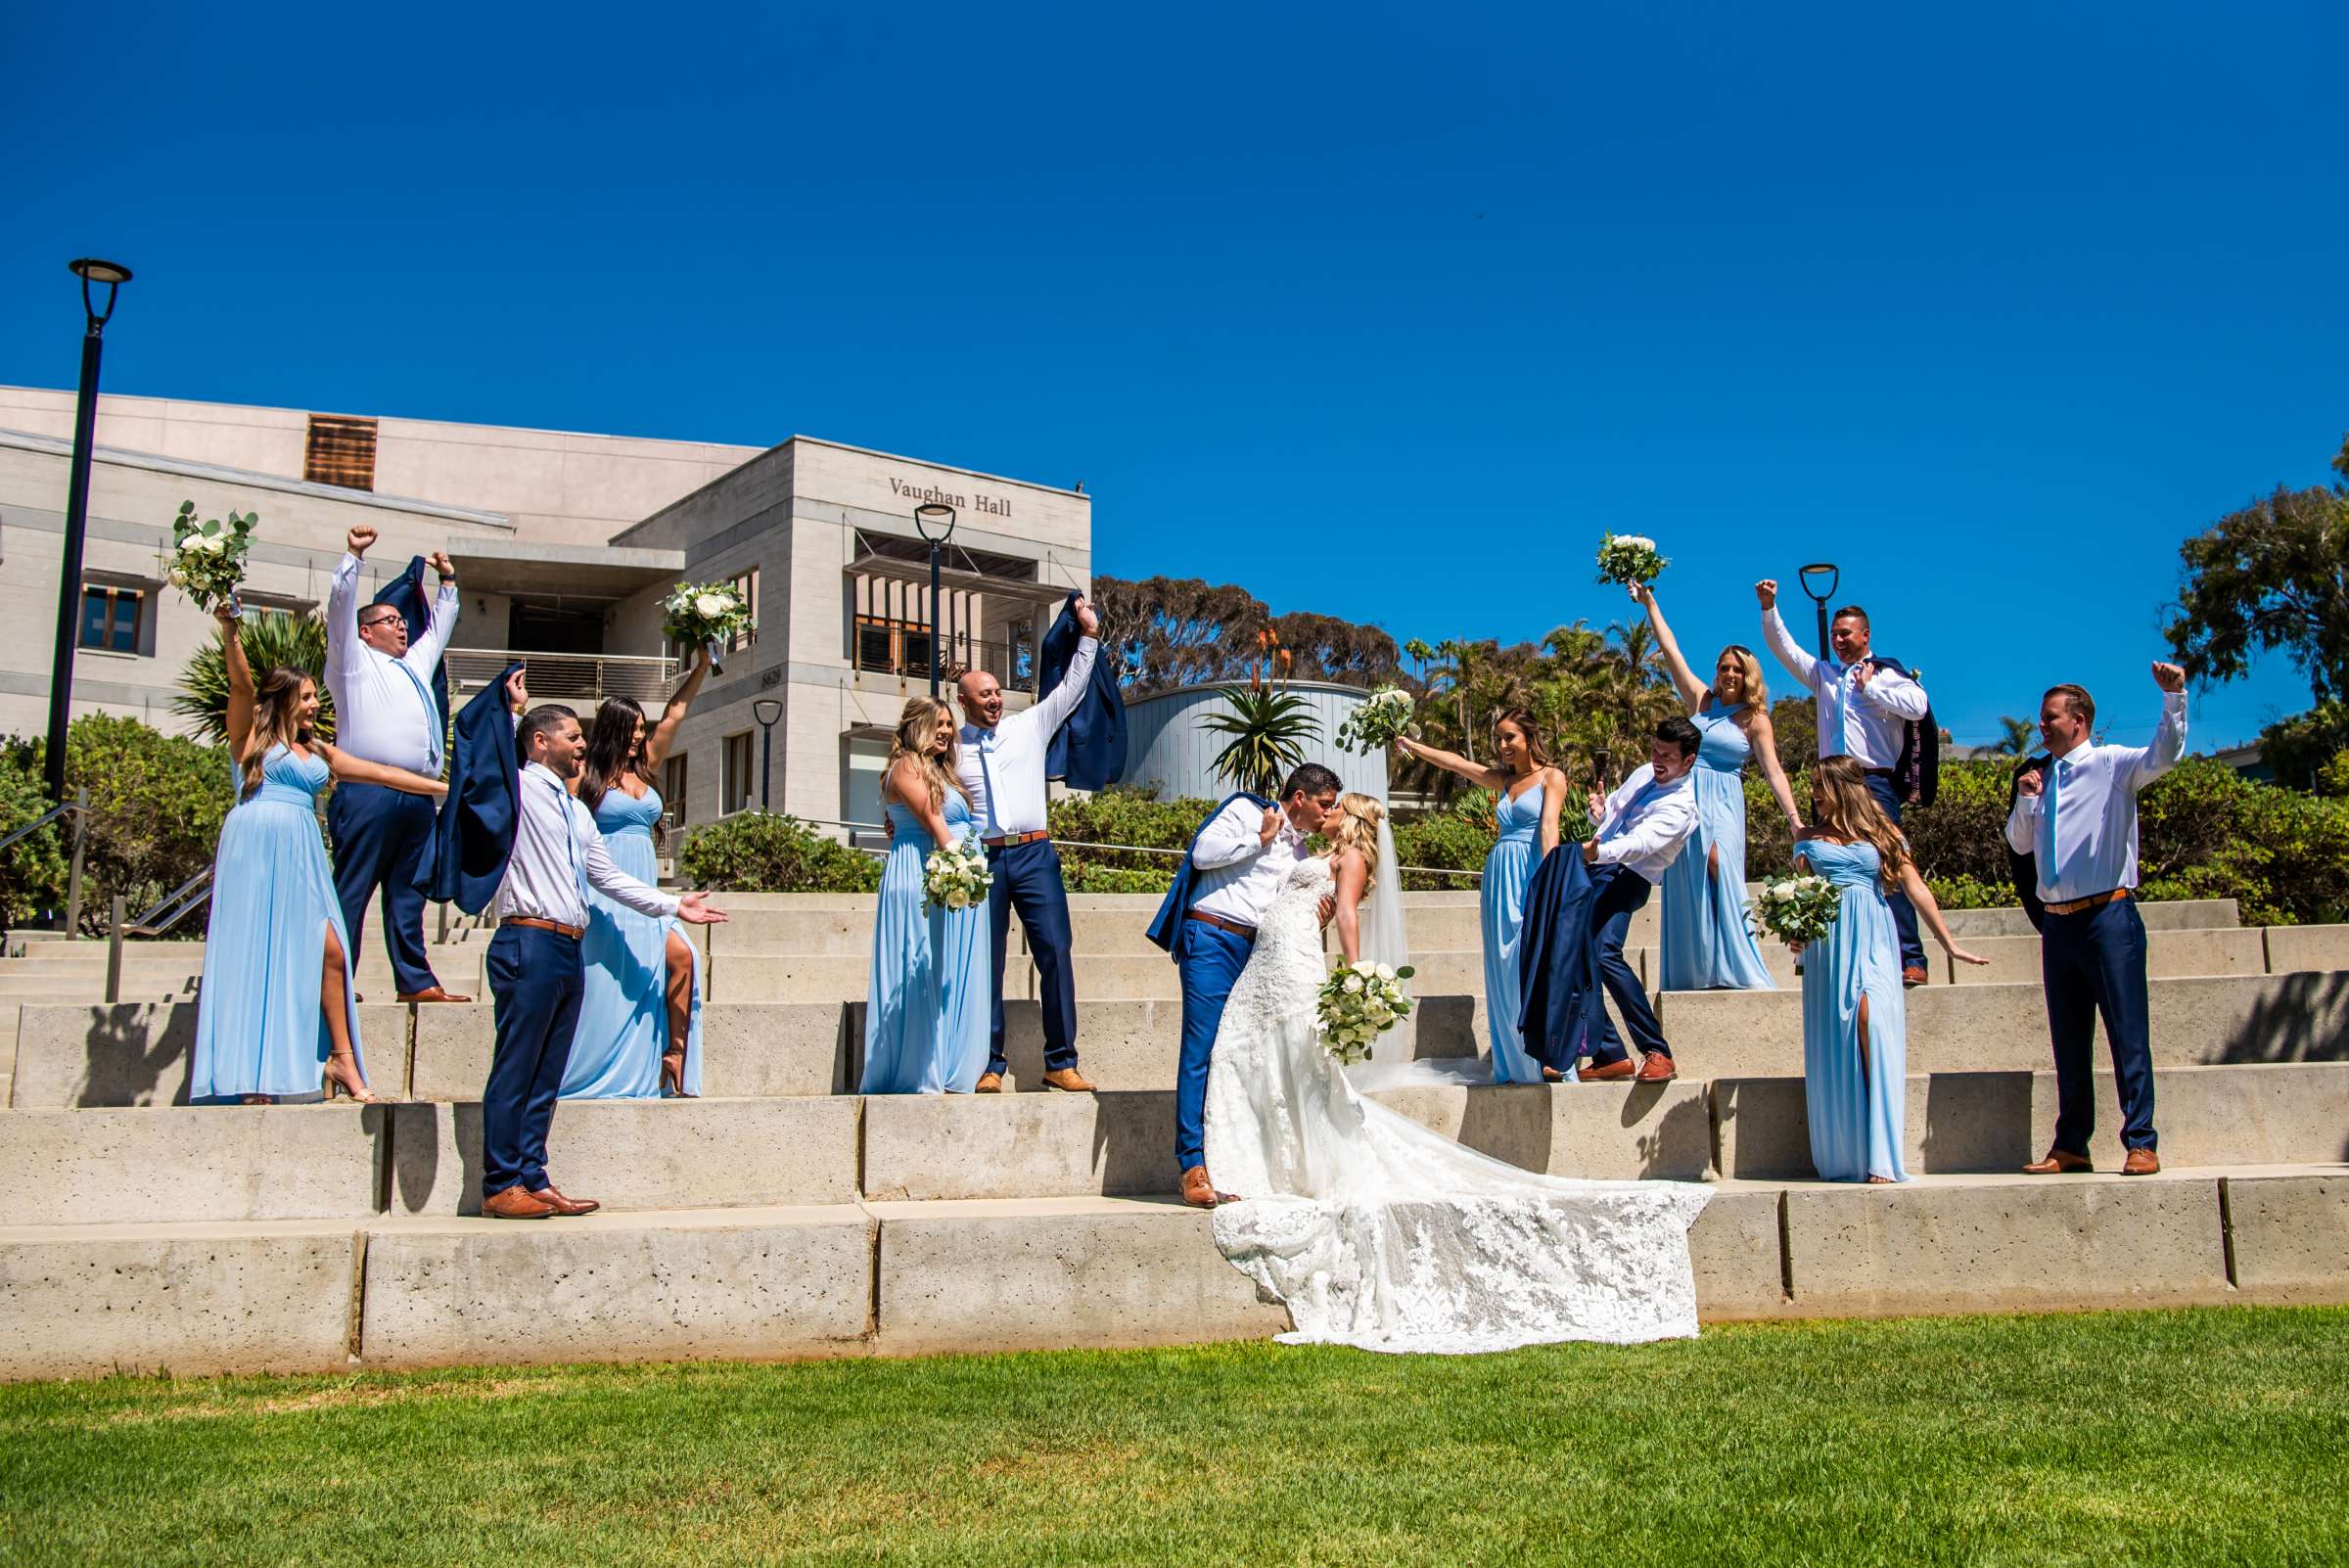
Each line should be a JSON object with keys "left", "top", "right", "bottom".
{"left": 727, "top": 568, "right": 759, "bottom": 654}
{"left": 721, "top": 731, "right": 756, "bottom": 815}
{"left": 663, "top": 753, "right": 689, "bottom": 829}
{"left": 79, "top": 585, "right": 146, "bottom": 654}
{"left": 303, "top": 414, "right": 378, "bottom": 491}
{"left": 853, "top": 615, "right": 936, "bottom": 680}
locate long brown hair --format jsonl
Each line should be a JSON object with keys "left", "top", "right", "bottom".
{"left": 885, "top": 697, "right": 970, "bottom": 813}
{"left": 1493, "top": 708, "right": 1552, "bottom": 772}
{"left": 578, "top": 696, "right": 650, "bottom": 815}
{"left": 1806, "top": 755, "right": 1910, "bottom": 890}
{"left": 241, "top": 668, "right": 316, "bottom": 801}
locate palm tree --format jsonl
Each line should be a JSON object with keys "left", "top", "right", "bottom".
{"left": 171, "top": 610, "right": 336, "bottom": 746}
{"left": 1200, "top": 687, "right": 1319, "bottom": 798}
{"left": 1991, "top": 715, "right": 2038, "bottom": 757}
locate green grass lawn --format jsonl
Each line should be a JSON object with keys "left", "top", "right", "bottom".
{"left": 4, "top": 1307, "right": 2345, "bottom": 1567}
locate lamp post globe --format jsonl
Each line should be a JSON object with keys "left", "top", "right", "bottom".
{"left": 913, "top": 503, "right": 956, "bottom": 698}
{"left": 44, "top": 257, "right": 133, "bottom": 818}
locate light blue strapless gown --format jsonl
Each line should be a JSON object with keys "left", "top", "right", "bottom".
{"left": 1658, "top": 705, "right": 1776, "bottom": 992}
{"left": 1798, "top": 840, "right": 1909, "bottom": 1182}
{"left": 860, "top": 795, "right": 989, "bottom": 1093}
{"left": 564, "top": 785, "right": 706, "bottom": 1098}
{"left": 191, "top": 746, "right": 364, "bottom": 1102}
{"left": 1480, "top": 781, "right": 1544, "bottom": 1084}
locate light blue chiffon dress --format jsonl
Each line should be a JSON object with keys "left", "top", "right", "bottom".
{"left": 190, "top": 746, "right": 364, "bottom": 1102}
{"left": 1480, "top": 781, "right": 1545, "bottom": 1084}
{"left": 563, "top": 785, "right": 706, "bottom": 1098}
{"left": 860, "top": 794, "right": 989, "bottom": 1093}
{"left": 1658, "top": 704, "right": 1776, "bottom": 992}
{"left": 1798, "top": 840, "right": 1910, "bottom": 1182}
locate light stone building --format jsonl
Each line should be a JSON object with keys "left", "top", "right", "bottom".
{"left": 0, "top": 388, "right": 1090, "bottom": 832}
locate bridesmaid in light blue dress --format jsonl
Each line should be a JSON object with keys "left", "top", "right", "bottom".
{"left": 1397, "top": 713, "right": 1567, "bottom": 1084}
{"left": 563, "top": 652, "right": 713, "bottom": 1098}
{"left": 192, "top": 603, "right": 447, "bottom": 1104}
{"left": 861, "top": 696, "right": 990, "bottom": 1094}
{"left": 1791, "top": 758, "right": 1987, "bottom": 1181}
{"left": 1632, "top": 582, "right": 1805, "bottom": 991}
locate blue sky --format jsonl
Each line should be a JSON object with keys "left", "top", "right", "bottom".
{"left": 3, "top": 1, "right": 2342, "bottom": 749}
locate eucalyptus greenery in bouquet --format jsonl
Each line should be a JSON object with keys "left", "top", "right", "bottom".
{"left": 661, "top": 580, "right": 756, "bottom": 672}
{"left": 923, "top": 837, "right": 993, "bottom": 914}
{"left": 1334, "top": 686, "right": 1416, "bottom": 754}
{"left": 166, "top": 500, "right": 256, "bottom": 611}
{"left": 1316, "top": 957, "right": 1416, "bottom": 1065}
{"left": 1594, "top": 531, "right": 1669, "bottom": 588}
{"left": 1751, "top": 872, "right": 1841, "bottom": 945}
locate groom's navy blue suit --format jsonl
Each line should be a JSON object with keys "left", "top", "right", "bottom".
{"left": 1149, "top": 791, "right": 1269, "bottom": 1176}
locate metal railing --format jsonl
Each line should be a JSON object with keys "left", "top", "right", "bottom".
{"left": 445, "top": 647, "right": 680, "bottom": 707}
{"left": 787, "top": 815, "right": 1482, "bottom": 882}
{"left": 1, "top": 789, "right": 91, "bottom": 941}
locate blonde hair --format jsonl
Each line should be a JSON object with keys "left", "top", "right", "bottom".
{"left": 1323, "top": 791, "right": 1384, "bottom": 882}
{"left": 1711, "top": 644, "right": 1768, "bottom": 709}
{"left": 1806, "top": 755, "right": 1909, "bottom": 891}
{"left": 885, "top": 697, "right": 969, "bottom": 813}
{"left": 241, "top": 668, "right": 317, "bottom": 801}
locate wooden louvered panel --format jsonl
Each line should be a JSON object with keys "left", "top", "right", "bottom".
{"left": 303, "top": 414, "right": 378, "bottom": 491}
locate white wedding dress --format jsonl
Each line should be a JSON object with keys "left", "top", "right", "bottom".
{"left": 1204, "top": 854, "right": 1712, "bottom": 1353}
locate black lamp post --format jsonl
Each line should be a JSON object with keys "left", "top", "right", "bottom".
{"left": 751, "top": 698, "right": 783, "bottom": 810}
{"left": 1798, "top": 563, "right": 1840, "bottom": 661}
{"left": 913, "top": 502, "right": 955, "bottom": 697}
{"left": 44, "top": 258, "right": 132, "bottom": 808}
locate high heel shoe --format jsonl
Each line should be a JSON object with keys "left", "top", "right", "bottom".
{"left": 324, "top": 1053, "right": 382, "bottom": 1105}
{"left": 660, "top": 1047, "right": 696, "bottom": 1098}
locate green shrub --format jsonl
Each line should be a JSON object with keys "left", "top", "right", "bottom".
{"left": 1903, "top": 761, "right": 2022, "bottom": 888}
{"left": 1062, "top": 861, "right": 1174, "bottom": 895}
{"left": 0, "top": 749, "right": 70, "bottom": 930}
{"left": 2135, "top": 758, "right": 2349, "bottom": 925}
{"left": 678, "top": 811, "right": 881, "bottom": 893}
{"left": 1924, "top": 874, "right": 2019, "bottom": 911}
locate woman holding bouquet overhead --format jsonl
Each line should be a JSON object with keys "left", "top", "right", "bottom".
{"left": 192, "top": 603, "right": 448, "bottom": 1104}
{"left": 1396, "top": 712, "right": 1567, "bottom": 1084}
{"left": 1630, "top": 582, "right": 1802, "bottom": 991}
{"left": 861, "top": 697, "right": 990, "bottom": 1094}
{"left": 1789, "top": 758, "right": 1987, "bottom": 1181}
{"left": 563, "top": 647, "right": 714, "bottom": 1098}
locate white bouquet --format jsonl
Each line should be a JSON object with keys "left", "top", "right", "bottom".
{"left": 1594, "top": 531, "right": 1670, "bottom": 588}
{"left": 1751, "top": 873, "right": 1841, "bottom": 945}
{"left": 923, "top": 837, "right": 993, "bottom": 915}
{"left": 661, "top": 580, "right": 756, "bottom": 673}
{"left": 1315, "top": 957, "right": 1416, "bottom": 1066}
{"left": 1334, "top": 686, "right": 1416, "bottom": 754}
{"left": 166, "top": 500, "right": 255, "bottom": 611}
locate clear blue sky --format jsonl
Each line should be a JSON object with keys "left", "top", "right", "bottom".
{"left": 4, "top": 1, "right": 2342, "bottom": 749}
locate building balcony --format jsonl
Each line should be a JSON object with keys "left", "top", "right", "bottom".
{"left": 446, "top": 647, "right": 680, "bottom": 708}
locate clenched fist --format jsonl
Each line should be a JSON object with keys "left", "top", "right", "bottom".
{"left": 346, "top": 525, "right": 378, "bottom": 558}
{"left": 1755, "top": 578, "right": 1778, "bottom": 610}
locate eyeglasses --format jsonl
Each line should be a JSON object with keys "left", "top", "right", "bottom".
{"left": 359, "top": 612, "right": 403, "bottom": 629}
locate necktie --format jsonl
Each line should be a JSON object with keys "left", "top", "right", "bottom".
{"left": 546, "top": 778, "right": 590, "bottom": 912}
{"left": 395, "top": 658, "right": 444, "bottom": 773}
{"left": 975, "top": 732, "right": 1000, "bottom": 836}
{"left": 1822, "top": 661, "right": 1850, "bottom": 758}
{"left": 2038, "top": 761, "right": 2060, "bottom": 885}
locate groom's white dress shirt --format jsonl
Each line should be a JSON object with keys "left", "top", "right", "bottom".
{"left": 2004, "top": 692, "right": 2188, "bottom": 903}
{"left": 494, "top": 762, "right": 678, "bottom": 929}
{"left": 324, "top": 551, "right": 460, "bottom": 773}
{"left": 1589, "top": 764, "right": 1699, "bottom": 885}
{"left": 1762, "top": 607, "right": 1928, "bottom": 769}
{"left": 955, "top": 637, "right": 1100, "bottom": 840}
{"left": 1189, "top": 797, "right": 1310, "bottom": 930}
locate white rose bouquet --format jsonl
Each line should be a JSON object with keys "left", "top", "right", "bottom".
{"left": 1751, "top": 873, "right": 1841, "bottom": 945}
{"left": 1334, "top": 686, "right": 1416, "bottom": 754}
{"left": 1594, "top": 531, "right": 1669, "bottom": 588}
{"left": 923, "top": 836, "right": 993, "bottom": 915}
{"left": 165, "top": 500, "right": 255, "bottom": 611}
{"left": 661, "top": 581, "right": 756, "bottom": 673}
{"left": 1315, "top": 957, "right": 1417, "bottom": 1066}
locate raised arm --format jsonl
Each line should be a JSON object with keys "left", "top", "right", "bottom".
{"left": 2121, "top": 665, "right": 2190, "bottom": 792}
{"left": 324, "top": 529, "right": 372, "bottom": 687}
{"left": 1632, "top": 583, "right": 1709, "bottom": 713}
{"left": 1395, "top": 735, "right": 1509, "bottom": 792}
{"left": 1329, "top": 847, "right": 1370, "bottom": 964}
{"left": 1746, "top": 708, "right": 1804, "bottom": 832}
{"left": 642, "top": 645, "right": 713, "bottom": 769}
{"left": 1756, "top": 580, "right": 1819, "bottom": 692}
{"left": 317, "top": 743, "right": 449, "bottom": 797}
{"left": 1897, "top": 859, "right": 1989, "bottom": 966}
{"left": 216, "top": 605, "right": 256, "bottom": 761}
{"left": 408, "top": 550, "right": 461, "bottom": 669}
{"left": 1014, "top": 597, "right": 1101, "bottom": 739}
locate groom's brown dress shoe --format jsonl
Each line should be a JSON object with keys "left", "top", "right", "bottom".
{"left": 973, "top": 1073, "right": 1004, "bottom": 1093}
{"left": 1180, "top": 1167, "right": 1233, "bottom": 1209}
{"left": 1041, "top": 1067, "right": 1097, "bottom": 1092}
{"left": 2022, "top": 1147, "right": 2094, "bottom": 1175}
{"left": 1634, "top": 1051, "right": 1678, "bottom": 1083}
{"left": 2121, "top": 1148, "right": 2161, "bottom": 1176}
{"left": 530, "top": 1185, "right": 600, "bottom": 1216}
{"left": 1579, "top": 1058, "right": 1637, "bottom": 1082}
{"left": 397, "top": 986, "right": 473, "bottom": 1004}
{"left": 483, "top": 1187, "right": 555, "bottom": 1220}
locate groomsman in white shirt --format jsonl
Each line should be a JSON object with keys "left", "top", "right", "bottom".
{"left": 953, "top": 596, "right": 1101, "bottom": 1093}
{"left": 1757, "top": 579, "right": 1933, "bottom": 984}
{"left": 325, "top": 526, "right": 466, "bottom": 1001}
{"left": 2004, "top": 663, "right": 2188, "bottom": 1177}
{"left": 1576, "top": 717, "right": 1703, "bottom": 1084}
{"left": 482, "top": 695, "right": 726, "bottom": 1220}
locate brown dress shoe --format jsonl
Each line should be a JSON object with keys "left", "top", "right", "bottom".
{"left": 1634, "top": 1051, "right": 1678, "bottom": 1083}
{"left": 397, "top": 986, "right": 474, "bottom": 1004}
{"left": 1579, "top": 1058, "right": 1638, "bottom": 1082}
{"left": 483, "top": 1186, "right": 555, "bottom": 1220}
{"left": 974, "top": 1072, "right": 1004, "bottom": 1093}
{"left": 1180, "top": 1166, "right": 1234, "bottom": 1208}
{"left": 2121, "top": 1148, "right": 2161, "bottom": 1176}
{"left": 1901, "top": 967, "right": 1929, "bottom": 989}
{"left": 2022, "top": 1147, "right": 2094, "bottom": 1175}
{"left": 530, "top": 1185, "right": 600, "bottom": 1216}
{"left": 1041, "top": 1067, "right": 1097, "bottom": 1092}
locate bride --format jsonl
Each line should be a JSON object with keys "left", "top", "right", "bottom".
{"left": 1203, "top": 792, "right": 1712, "bottom": 1353}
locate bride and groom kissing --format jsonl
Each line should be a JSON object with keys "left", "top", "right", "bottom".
{"left": 1150, "top": 762, "right": 1713, "bottom": 1355}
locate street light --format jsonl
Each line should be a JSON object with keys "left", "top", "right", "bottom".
{"left": 44, "top": 258, "right": 132, "bottom": 808}
{"left": 1798, "top": 563, "right": 1840, "bottom": 660}
{"left": 751, "top": 698, "right": 783, "bottom": 811}
{"left": 913, "top": 502, "right": 955, "bottom": 698}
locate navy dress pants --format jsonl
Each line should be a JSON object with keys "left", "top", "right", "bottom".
{"left": 986, "top": 839, "right": 1080, "bottom": 1077}
{"left": 1173, "top": 920, "right": 1252, "bottom": 1175}
{"left": 328, "top": 780, "right": 441, "bottom": 995}
{"left": 1582, "top": 866, "right": 1673, "bottom": 1066}
{"left": 2041, "top": 895, "right": 2158, "bottom": 1154}
{"left": 483, "top": 923, "right": 585, "bottom": 1200}
{"left": 1862, "top": 772, "right": 1927, "bottom": 973}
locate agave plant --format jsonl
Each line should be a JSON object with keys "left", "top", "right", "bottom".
{"left": 1201, "top": 687, "right": 1320, "bottom": 798}
{"left": 170, "top": 609, "right": 336, "bottom": 747}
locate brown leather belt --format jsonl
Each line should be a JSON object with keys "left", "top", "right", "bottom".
{"left": 1187, "top": 910, "right": 1258, "bottom": 940}
{"left": 983, "top": 830, "right": 1051, "bottom": 849}
{"left": 2044, "top": 887, "right": 2131, "bottom": 918}
{"left": 506, "top": 916, "right": 585, "bottom": 941}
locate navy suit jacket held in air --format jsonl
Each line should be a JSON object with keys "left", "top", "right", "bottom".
{"left": 1040, "top": 589, "right": 1128, "bottom": 792}
{"left": 423, "top": 661, "right": 526, "bottom": 913}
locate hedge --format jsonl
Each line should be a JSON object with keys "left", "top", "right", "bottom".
{"left": 677, "top": 810, "right": 881, "bottom": 894}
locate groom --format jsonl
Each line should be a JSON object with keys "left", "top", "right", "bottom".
{"left": 1148, "top": 763, "right": 1341, "bottom": 1209}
